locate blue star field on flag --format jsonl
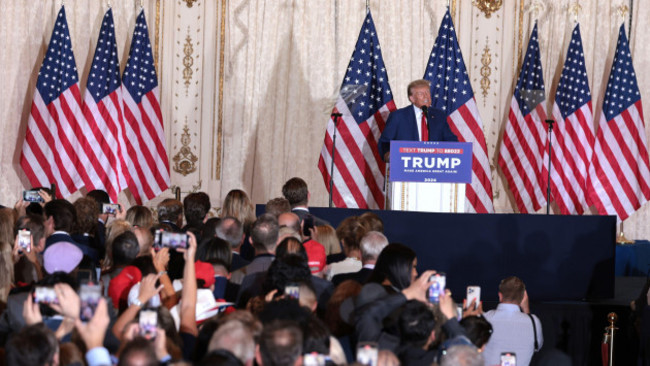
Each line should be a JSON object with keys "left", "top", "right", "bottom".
{"left": 555, "top": 24, "right": 591, "bottom": 119}
{"left": 515, "top": 24, "right": 545, "bottom": 116}
{"left": 340, "top": 12, "right": 392, "bottom": 124}
{"left": 423, "top": 9, "right": 472, "bottom": 113}
{"left": 88, "top": 8, "right": 121, "bottom": 103}
{"left": 37, "top": 6, "right": 79, "bottom": 105}
{"left": 603, "top": 24, "right": 641, "bottom": 122}
{"left": 123, "top": 10, "right": 157, "bottom": 104}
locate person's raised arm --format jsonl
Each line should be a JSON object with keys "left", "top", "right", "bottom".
{"left": 151, "top": 247, "right": 177, "bottom": 308}
{"left": 179, "top": 232, "right": 198, "bottom": 336}
{"left": 111, "top": 273, "right": 163, "bottom": 339}
{"left": 75, "top": 298, "right": 112, "bottom": 366}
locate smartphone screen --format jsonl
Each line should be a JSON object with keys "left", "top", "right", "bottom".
{"left": 466, "top": 285, "right": 481, "bottom": 309}
{"left": 79, "top": 284, "right": 101, "bottom": 322}
{"left": 285, "top": 283, "right": 300, "bottom": 300}
{"left": 23, "top": 190, "right": 43, "bottom": 203}
{"left": 102, "top": 203, "right": 120, "bottom": 215}
{"left": 500, "top": 352, "right": 516, "bottom": 366}
{"left": 154, "top": 230, "right": 188, "bottom": 250}
{"left": 162, "top": 231, "right": 188, "bottom": 249}
{"left": 139, "top": 309, "right": 158, "bottom": 340}
{"left": 428, "top": 273, "right": 446, "bottom": 303}
{"left": 34, "top": 286, "right": 58, "bottom": 304}
{"left": 18, "top": 229, "right": 31, "bottom": 253}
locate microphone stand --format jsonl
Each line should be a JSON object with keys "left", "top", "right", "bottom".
{"left": 545, "top": 119, "right": 554, "bottom": 215}
{"left": 329, "top": 113, "right": 343, "bottom": 208}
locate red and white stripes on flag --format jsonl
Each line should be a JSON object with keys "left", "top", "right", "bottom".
{"left": 318, "top": 11, "right": 396, "bottom": 209}
{"left": 79, "top": 8, "right": 128, "bottom": 203}
{"left": 423, "top": 10, "right": 494, "bottom": 213}
{"left": 20, "top": 6, "right": 87, "bottom": 198}
{"left": 121, "top": 9, "right": 170, "bottom": 204}
{"left": 543, "top": 24, "right": 594, "bottom": 215}
{"left": 498, "top": 24, "right": 548, "bottom": 213}
{"left": 587, "top": 25, "right": 650, "bottom": 221}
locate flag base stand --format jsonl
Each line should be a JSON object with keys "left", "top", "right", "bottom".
{"left": 616, "top": 231, "right": 634, "bottom": 245}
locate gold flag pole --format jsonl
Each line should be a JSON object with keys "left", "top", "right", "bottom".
{"left": 617, "top": 222, "right": 634, "bottom": 245}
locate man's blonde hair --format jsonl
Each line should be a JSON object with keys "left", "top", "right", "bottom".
{"left": 407, "top": 79, "right": 431, "bottom": 96}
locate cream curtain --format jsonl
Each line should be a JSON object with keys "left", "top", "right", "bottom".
{"left": 2, "top": 1, "right": 650, "bottom": 239}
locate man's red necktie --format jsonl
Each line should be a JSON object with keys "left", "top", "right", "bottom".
{"left": 421, "top": 112, "right": 429, "bottom": 141}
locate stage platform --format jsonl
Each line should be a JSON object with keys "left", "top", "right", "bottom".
{"left": 303, "top": 207, "right": 617, "bottom": 302}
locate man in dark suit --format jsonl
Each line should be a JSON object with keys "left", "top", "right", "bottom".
{"left": 378, "top": 79, "right": 458, "bottom": 161}
{"left": 230, "top": 214, "right": 279, "bottom": 285}
{"left": 86, "top": 189, "right": 110, "bottom": 251}
{"left": 215, "top": 216, "right": 250, "bottom": 272}
{"left": 282, "top": 177, "right": 330, "bottom": 227}
{"left": 331, "top": 230, "right": 388, "bottom": 286}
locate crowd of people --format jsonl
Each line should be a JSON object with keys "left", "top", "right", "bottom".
{"left": 0, "top": 177, "right": 544, "bottom": 366}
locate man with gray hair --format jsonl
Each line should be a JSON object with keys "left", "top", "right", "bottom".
{"left": 230, "top": 214, "right": 279, "bottom": 284}
{"left": 209, "top": 320, "right": 256, "bottom": 366}
{"left": 332, "top": 230, "right": 388, "bottom": 286}
{"left": 216, "top": 217, "right": 249, "bottom": 271}
{"left": 439, "top": 345, "right": 484, "bottom": 366}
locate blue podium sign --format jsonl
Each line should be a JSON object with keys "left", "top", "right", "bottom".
{"left": 389, "top": 141, "right": 473, "bottom": 183}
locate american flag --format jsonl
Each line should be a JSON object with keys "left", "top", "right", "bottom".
{"left": 121, "top": 9, "right": 170, "bottom": 203}
{"left": 20, "top": 6, "right": 89, "bottom": 198}
{"left": 423, "top": 10, "right": 494, "bottom": 213}
{"left": 498, "top": 24, "right": 547, "bottom": 213}
{"left": 587, "top": 24, "right": 650, "bottom": 221}
{"left": 79, "top": 8, "right": 128, "bottom": 203}
{"left": 543, "top": 24, "right": 594, "bottom": 215}
{"left": 318, "top": 11, "right": 395, "bottom": 209}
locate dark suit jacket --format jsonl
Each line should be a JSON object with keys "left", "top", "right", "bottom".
{"left": 331, "top": 267, "right": 373, "bottom": 287}
{"left": 378, "top": 105, "right": 458, "bottom": 159}
{"left": 230, "top": 252, "right": 250, "bottom": 272}
{"left": 291, "top": 208, "right": 330, "bottom": 227}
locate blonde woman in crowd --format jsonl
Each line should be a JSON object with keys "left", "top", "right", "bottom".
{"left": 315, "top": 224, "right": 342, "bottom": 257}
{"left": 221, "top": 189, "right": 256, "bottom": 236}
{"left": 125, "top": 205, "right": 155, "bottom": 230}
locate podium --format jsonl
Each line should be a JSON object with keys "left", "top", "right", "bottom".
{"left": 386, "top": 141, "right": 473, "bottom": 213}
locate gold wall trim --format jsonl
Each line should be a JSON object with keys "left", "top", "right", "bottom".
{"left": 182, "top": 30, "right": 194, "bottom": 93}
{"left": 215, "top": 0, "right": 226, "bottom": 180}
{"left": 184, "top": 0, "right": 199, "bottom": 7}
{"left": 154, "top": 0, "right": 161, "bottom": 77}
{"left": 480, "top": 42, "right": 492, "bottom": 101}
{"left": 517, "top": 0, "right": 524, "bottom": 73}
{"left": 172, "top": 123, "right": 198, "bottom": 176}
{"left": 472, "top": 0, "right": 502, "bottom": 18}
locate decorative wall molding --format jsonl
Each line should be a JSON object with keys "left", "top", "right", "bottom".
{"left": 472, "top": 0, "right": 503, "bottom": 18}
{"left": 480, "top": 41, "right": 492, "bottom": 102}
{"left": 182, "top": 29, "right": 194, "bottom": 93}
{"left": 172, "top": 123, "right": 198, "bottom": 176}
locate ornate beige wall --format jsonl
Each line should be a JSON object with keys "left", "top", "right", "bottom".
{"left": 2, "top": 1, "right": 649, "bottom": 238}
